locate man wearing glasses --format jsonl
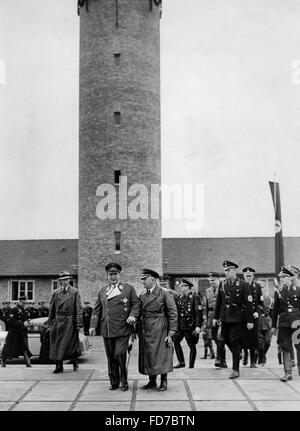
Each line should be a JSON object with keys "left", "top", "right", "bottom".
{"left": 89, "top": 263, "right": 140, "bottom": 391}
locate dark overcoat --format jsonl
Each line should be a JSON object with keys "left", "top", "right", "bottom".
{"left": 48, "top": 285, "right": 83, "bottom": 361}
{"left": 138, "top": 284, "right": 178, "bottom": 375}
{"left": 90, "top": 282, "right": 140, "bottom": 338}
{"left": 1, "top": 306, "right": 32, "bottom": 360}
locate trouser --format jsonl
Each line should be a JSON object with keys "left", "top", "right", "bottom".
{"left": 246, "top": 319, "right": 259, "bottom": 364}
{"left": 222, "top": 322, "right": 246, "bottom": 372}
{"left": 174, "top": 330, "right": 197, "bottom": 367}
{"left": 83, "top": 319, "right": 91, "bottom": 335}
{"left": 257, "top": 329, "right": 272, "bottom": 363}
{"left": 103, "top": 336, "right": 130, "bottom": 387}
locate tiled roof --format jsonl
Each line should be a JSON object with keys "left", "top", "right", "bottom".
{"left": 0, "top": 239, "right": 78, "bottom": 276}
{"left": 163, "top": 237, "right": 300, "bottom": 275}
{"left": 0, "top": 237, "right": 299, "bottom": 277}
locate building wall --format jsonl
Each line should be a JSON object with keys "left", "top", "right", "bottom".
{"left": 79, "top": 0, "right": 162, "bottom": 300}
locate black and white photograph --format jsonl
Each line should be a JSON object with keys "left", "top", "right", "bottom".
{"left": 1, "top": 0, "right": 300, "bottom": 415}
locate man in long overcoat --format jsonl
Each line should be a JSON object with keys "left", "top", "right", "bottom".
{"left": 138, "top": 268, "right": 178, "bottom": 391}
{"left": 48, "top": 270, "right": 83, "bottom": 373}
{"left": 89, "top": 263, "right": 140, "bottom": 391}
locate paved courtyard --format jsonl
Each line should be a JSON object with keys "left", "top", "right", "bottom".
{"left": 0, "top": 336, "right": 300, "bottom": 411}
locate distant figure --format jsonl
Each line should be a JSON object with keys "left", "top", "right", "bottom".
{"left": 82, "top": 301, "right": 93, "bottom": 335}
{"left": 257, "top": 282, "right": 273, "bottom": 366}
{"left": 201, "top": 321, "right": 215, "bottom": 359}
{"left": 1, "top": 296, "right": 32, "bottom": 368}
{"left": 48, "top": 270, "right": 83, "bottom": 373}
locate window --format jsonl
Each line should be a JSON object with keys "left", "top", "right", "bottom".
{"left": 114, "top": 170, "right": 121, "bottom": 184}
{"left": 114, "top": 112, "right": 121, "bottom": 126}
{"left": 11, "top": 280, "right": 34, "bottom": 302}
{"left": 114, "top": 53, "right": 121, "bottom": 65}
{"left": 114, "top": 231, "right": 121, "bottom": 253}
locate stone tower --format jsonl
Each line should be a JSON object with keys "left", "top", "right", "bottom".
{"left": 78, "top": 0, "right": 162, "bottom": 299}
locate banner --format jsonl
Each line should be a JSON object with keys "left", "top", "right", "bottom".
{"left": 269, "top": 181, "right": 284, "bottom": 274}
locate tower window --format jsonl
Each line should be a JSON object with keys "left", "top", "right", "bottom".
{"left": 114, "top": 53, "right": 121, "bottom": 65}
{"left": 114, "top": 170, "right": 121, "bottom": 184}
{"left": 114, "top": 112, "right": 121, "bottom": 125}
{"left": 114, "top": 231, "right": 121, "bottom": 253}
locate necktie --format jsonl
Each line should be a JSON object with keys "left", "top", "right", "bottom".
{"left": 63, "top": 286, "right": 67, "bottom": 294}
{"left": 146, "top": 289, "right": 151, "bottom": 296}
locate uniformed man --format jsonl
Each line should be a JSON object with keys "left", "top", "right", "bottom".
{"left": 173, "top": 279, "right": 203, "bottom": 369}
{"left": 1, "top": 302, "right": 11, "bottom": 331}
{"left": 82, "top": 301, "right": 93, "bottom": 335}
{"left": 213, "top": 261, "right": 254, "bottom": 379}
{"left": 159, "top": 274, "right": 178, "bottom": 299}
{"left": 206, "top": 272, "right": 227, "bottom": 368}
{"left": 272, "top": 266, "right": 300, "bottom": 382}
{"left": 257, "top": 281, "right": 273, "bottom": 366}
{"left": 138, "top": 268, "right": 178, "bottom": 391}
{"left": 1, "top": 296, "right": 32, "bottom": 367}
{"left": 242, "top": 267, "right": 264, "bottom": 368}
{"left": 89, "top": 263, "right": 140, "bottom": 391}
{"left": 286, "top": 265, "right": 300, "bottom": 369}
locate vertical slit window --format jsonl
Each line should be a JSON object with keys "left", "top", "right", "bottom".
{"left": 114, "top": 170, "right": 121, "bottom": 184}
{"left": 114, "top": 53, "right": 121, "bottom": 65}
{"left": 114, "top": 231, "right": 121, "bottom": 253}
{"left": 114, "top": 112, "right": 121, "bottom": 126}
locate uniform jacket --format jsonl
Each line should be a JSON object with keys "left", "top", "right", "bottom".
{"left": 248, "top": 281, "right": 264, "bottom": 316}
{"left": 214, "top": 277, "right": 254, "bottom": 323}
{"left": 258, "top": 295, "right": 273, "bottom": 330}
{"left": 176, "top": 292, "right": 203, "bottom": 331}
{"left": 48, "top": 285, "right": 83, "bottom": 360}
{"left": 83, "top": 305, "right": 93, "bottom": 321}
{"left": 138, "top": 284, "right": 178, "bottom": 375}
{"left": 90, "top": 282, "right": 140, "bottom": 338}
{"left": 272, "top": 284, "right": 300, "bottom": 328}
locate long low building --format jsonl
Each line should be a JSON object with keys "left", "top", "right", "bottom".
{"left": 0, "top": 237, "right": 300, "bottom": 305}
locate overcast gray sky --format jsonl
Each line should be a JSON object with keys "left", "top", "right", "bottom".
{"left": 1, "top": 0, "right": 300, "bottom": 239}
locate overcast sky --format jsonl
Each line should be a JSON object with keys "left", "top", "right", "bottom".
{"left": 1, "top": 0, "right": 300, "bottom": 239}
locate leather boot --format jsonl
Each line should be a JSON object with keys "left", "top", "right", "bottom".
{"left": 1, "top": 359, "right": 6, "bottom": 368}
{"left": 201, "top": 347, "right": 208, "bottom": 359}
{"left": 24, "top": 351, "right": 32, "bottom": 368}
{"left": 141, "top": 375, "right": 157, "bottom": 389}
{"left": 158, "top": 373, "right": 167, "bottom": 391}
{"left": 189, "top": 348, "right": 196, "bottom": 368}
{"left": 229, "top": 370, "right": 239, "bottom": 379}
{"left": 53, "top": 360, "right": 64, "bottom": 374}
{"left": 242, "top": 350, "right": 248, "bottom": 366}
{"left": 280, "top": 351, "right": 292, "bottom": 382}
{"left": 173, "top": 362, "right": 185, "bottom": 368}
{"left": 72, "top": 358, "right": 79, "bottom": 372}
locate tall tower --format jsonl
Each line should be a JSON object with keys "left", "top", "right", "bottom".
{"left": 78, "top": 0, "right": 162, "bottom": 298}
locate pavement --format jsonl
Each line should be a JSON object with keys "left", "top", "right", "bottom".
{"left": 0, "top": 336, "right": 300, "bottom": 411}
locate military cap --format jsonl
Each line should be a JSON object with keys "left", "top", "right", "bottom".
{"left": 208, "top": 271, "right": 220, "bottom": 279}
{"left": 242, "top": 267, "right": 256, "bottom": 273}
{"left": 278, "top": 266, "right": 294, "bottom": 277}
{"left": 159, "top": 274, "right": 170, "bottom": 281}
{"left": 223, "top": 260, "right": 238, "bottom": 269}
{"left": 105, "top": 262, "right": 122, "bottom": 273}
{"left": 58, "top": 270, "right": 72, "bottom": 280}
{"left": 18, "top": 295, "right": 27, "bottom": 301}
{"left": 141, "top": 268, "right": 160, "bottom": 279}
{"left": 181, "top": 278, "right": 194, "bottom": 288}
{"left": 286, "top": 265, "right": 300, "bottom": 275}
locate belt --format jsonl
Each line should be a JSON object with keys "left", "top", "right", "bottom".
{"left": 142, "top": 312, "right": 164, "bottom": 318}
{"left": 208, "top": 307, "right": 214, "bottom": 311}
{"left": 56, "top": 312, "right": 73, "bottom": 316}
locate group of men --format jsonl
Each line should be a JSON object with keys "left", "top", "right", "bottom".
{"left": 2, "top": 259, "right": 300, "bottom": 389}
{"left": 90, "top": 259, "right": 300, "bottom": 391}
